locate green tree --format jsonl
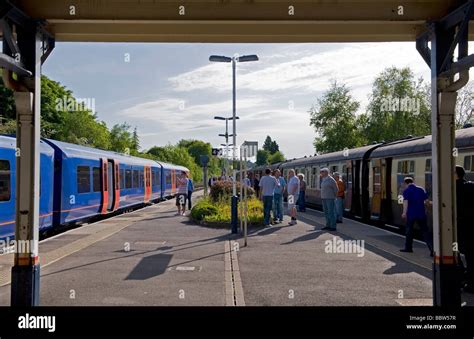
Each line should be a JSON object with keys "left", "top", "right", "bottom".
{"left": 131, "top": 127, "right": 140, "bottom": 152}
{"left": 455, "top": 81, "right": 474, "bottom": 128}
{"left": 0, "top": 76, "right": 15, "bottom": 121}
{"left": 262, "top": 136, "right": 280, "bottom": 154}
{"left": 178, "top": 139, "right": 212, "bottom": 164}
{"left": 263, "top": 136, "right": 273, "bottom": 152}
{"left": 147, "top": 145, "right": 202, "bottom": 182}
{"left": 309, "top": 80, "right": 364, "bottom": 153}
{"left": 361, "top": 67, "right": 431, "bottom": 143}
{"left": 268, "top": 150, "right": 285, "bottom": 164}
{"left": 56, "top": 110, "right": 111, "bottom": 149}
{"left": 0, "top": 119, "right": 16, "bottom": 134}
{"left": 256, "top": 149, "right": 270, "bottom": 166}
{"left": 270, "top": 140, "right": 279, "bottom": 154}
{"left": 109, "top": 123, "right": 136, "bottom": 153}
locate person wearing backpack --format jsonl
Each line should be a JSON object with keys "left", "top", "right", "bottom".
{"left": 456, "top": 165, "right": 474, "bottom": 293}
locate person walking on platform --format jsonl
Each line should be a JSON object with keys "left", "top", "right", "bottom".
{"left": 334, "top": 172, "right": 346, "bottom": 223}
{"left": 297, "top": 173, "right": 307, "bottom": 212}
{"left": 176, "top": 171, "right": 189, "bottom": 216}
{"left": 273, "top": 169, "right": 286, "bottom": 224}
{"left": 320, "top": 168, "right": 338, "bottom": 231}
{"left": 455, "top": 166, "right": 474, "bottom": 293}
{"left": 242, "top": 172, "right": 252, "bottom": 188}
{"left": 400, "top": 177, "right": 433, "bottom": 255}
{"left": 287, "top": 169, "right": 300, "bottom": 226}
{"left": 259, "top": 168, "right": 280, "bottom": 227}
{"left": 187, "top": 173, "right": 194, "bottom": 210}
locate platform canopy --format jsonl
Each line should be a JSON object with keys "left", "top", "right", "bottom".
{"left": 1, "top": 0, "right": 473, "bottom": 42}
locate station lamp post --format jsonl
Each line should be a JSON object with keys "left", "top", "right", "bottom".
{"left": 209, "top": 54, "right": 259, "bottom": 166}
{"left": 209, "top": 54, "right": 259, "bottom": 234}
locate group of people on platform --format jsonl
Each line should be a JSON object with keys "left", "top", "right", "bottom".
{"left": 243, "top": 165, "right": 474, "bottom": 294}
{"left": 208, "top": 174, "right": 233, "bottom": 188}
{"left": 190, "top": 164, "right": 474, "bottom": 294}
{"left": 244, "top": 167, "right": 345, "bottom": 230}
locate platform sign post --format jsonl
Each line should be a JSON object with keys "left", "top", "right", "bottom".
{"left": 241, "top": 142, "right": 257, "bottom": 246}
{"left": 200, "top": 155, "right": 210, "bottom": 197}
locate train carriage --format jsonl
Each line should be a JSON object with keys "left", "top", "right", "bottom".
{"left": 0, "top": 135, "right": 190, "bottom": 242}
{"left": 44, "top": 139, "right": 162, "bottom": 226}
{"left": 369, "top": 127, "right": 474, "bottom": 230}
{"left": 279, "top": 144, "right": 381, "bottom": 219}
{"left": 0, "top": 136, "right": 55, "bottom": 240}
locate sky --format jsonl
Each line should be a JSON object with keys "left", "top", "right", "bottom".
{"left": 39, "top": 42, "right": 474, "bottom": 160}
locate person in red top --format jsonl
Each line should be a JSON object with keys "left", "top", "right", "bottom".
{"left": 333, "top": 172, "right": 345, "bottom": 223}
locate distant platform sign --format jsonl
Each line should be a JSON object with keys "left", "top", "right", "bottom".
{"left": 241, "top": 141, "right": 258, "bottom": 157}
{"left": 212, "top": 148, "right": 223, "bottom": 156}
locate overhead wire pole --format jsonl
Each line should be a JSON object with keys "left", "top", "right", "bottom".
{"left": 417, "top": 0, "right": 474, "bottom": 307}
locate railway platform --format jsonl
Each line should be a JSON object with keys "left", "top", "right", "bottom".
{"left": 0, "top": 194, "right": 473, "bottom": 306}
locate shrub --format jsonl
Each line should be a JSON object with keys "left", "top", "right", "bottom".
{"left": 191, "top": 196, "right": 263, "bottom": 226}
{"left": 209, "top": 180, "right": 254, "bottom": 202}
{"left": 190, "top": 199, "right": 219, "bottom": 221}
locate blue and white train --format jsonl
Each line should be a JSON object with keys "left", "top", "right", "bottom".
{"left": 0, "top": 136, "right": 189, "bottom": 241}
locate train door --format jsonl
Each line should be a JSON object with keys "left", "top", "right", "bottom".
{"left": 361, "top": 159, "right": 371, "bottom": 220}
{"left": 171, "top": 170, "right": 176, "bottom": 194}
{"left": 113, "top": 161, "right": 120, "bottom": 210}
{"left": 371, "top": 159, "right": 382, "bottom": 219}
{"left": 100, "top": 158, "right": 109, "bottom": 214}
{"left": 144, "top": 166, "right": 152, "bottom": 202}
{"left": 344, "top": 160, "right": 352, "bottom": 211}
{"left": 352, "top": 160, "right": 361, "bottom": 217}
{"left": 381, "top": 157, "right": 393, "bottom": 223}
{"left": 107, "top": 160, "right": 114, "bottom": 211}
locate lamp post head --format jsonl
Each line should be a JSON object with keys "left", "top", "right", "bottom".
{"left": 237, "top": 54, "right": 259, "bottom": 62}
{"left": 209, "top": 55, "right": 232, "bottom": 63}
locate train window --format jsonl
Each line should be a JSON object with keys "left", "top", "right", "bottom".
{"left": 120, "top": 169, "right": 125, "bottom": 189}
{"left": 425, "top": 159, "right": 432, "bottom": 173}
{"left": 157, "top": 171, "right": 161, "bottom": 186}
{"left": 125, "top": 169, "right": 132, "bottom": 189}
{"left": 342, "top": 165, "right": 347, "bottom": 181}
{"left": 92, "top": 167, "right": 101, "bottom": 192}
{"left": 166, "top": 172, "right": 172, "bottom": 185}
{"left": 133, "top": 170, "right": 139, "bottom": 188}
{"left": 139, "top": 170, "right": 144, "bottom": 188}
{"left": 373, "top": 166, "right": 381, "bottom": 193}
{"left": 77, "top": 166, "right": 91, "bottom": 193}
{"left": 397, "top": 160, "right": 415, "bottom": 174}
{"left": 311, "top": 167, "right": 317, "bottom": 188}
{"left": 103, "top": 164, "right": 108, "bottom": 191}
{"left": 115, "top": 164, "right": 120, "bottom": 189}
{"left": 0, "top": 160, "right": 11, "bottom": 201}
{"left": 464, "top": 155, "right": 473, "bottom": 171}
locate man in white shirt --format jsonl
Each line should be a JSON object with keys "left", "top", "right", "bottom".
{"left": 259, "top": 168, "right": 280, "bottom": 227}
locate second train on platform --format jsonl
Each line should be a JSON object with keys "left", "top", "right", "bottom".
{"left": 0, "top": 136, "right": 189, "bottom": 241}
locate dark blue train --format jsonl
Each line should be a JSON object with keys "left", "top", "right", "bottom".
{"left": 0, "top": 135, "right": 189, "bottom": 241}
